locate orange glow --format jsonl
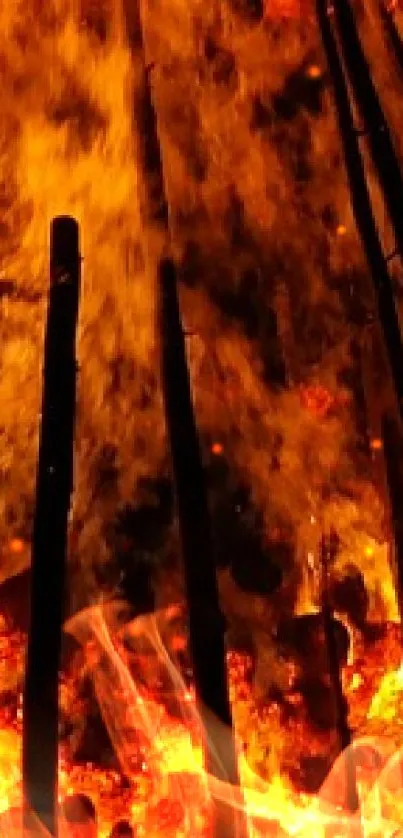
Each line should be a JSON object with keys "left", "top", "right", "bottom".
{"left": 0, "top": 605, "right": 400, "bottom": 834}
{"left": 306, "top": 65, "right": 322, "bottom": 79}
{"left": 8, "top": 539, "right": 25, "bottom": 554}
{"left": 370, "top": 438, "right": 383, "bottom": 451}
{"left": 385, "top": 0, "right": 398, "bottom": 12}
{"left": 211, "top": 442, "right": 224, "bottom": 456}
{"left": 0, "top": 0, "right": 402, "bottom": 835}
{"left": 299, "top": 384, "right": 335, "bottom": 416}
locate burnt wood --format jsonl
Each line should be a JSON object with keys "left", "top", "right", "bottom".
{"left": 23, "top": 216, "right": 81, "bottom": 834}
{"left": 159, "top": 256, "right": 232, "bottom": 728}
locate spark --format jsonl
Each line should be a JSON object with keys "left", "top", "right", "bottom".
{"left": 8, "top": 539, "right": 25, "bottom": 554}
{"left": 306, "top": 64, "right": 322, "bottom": 79}
{"left": 211, "top": 442, "right": 223, "bottom": 455}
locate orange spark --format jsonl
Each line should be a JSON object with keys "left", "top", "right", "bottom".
{"left": 306, "top": 65, "right": 321, "bottom": 79}
{"left": 8, "top": 539, "right": 25, "bottom": 554}
{"left": 211, "top": 442, "right": 223, "bottom": 456}
{"left": 300, "top": 384, "right": 334, "bottom": 416}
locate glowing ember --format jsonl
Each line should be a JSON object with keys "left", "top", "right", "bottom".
{"left": 264, "top": 0, "right": 316, "bottom": 19}
{"left": 8, "top": 539, "right": 25, "bottom": 555}
{"left": 306, "top": 65, "right": 322, "bottom": 79}
{"left": 211, "top": 442, "right": 224, "bottom": 456}
{"left": 1, "top": 0, "right": 403, "bottom": 835}
{"left": 299, "top": 384, "right": 335, "bottom": 417}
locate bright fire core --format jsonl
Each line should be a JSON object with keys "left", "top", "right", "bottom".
{"left": 1, "top": 603, "right": 403, "bottom": 835}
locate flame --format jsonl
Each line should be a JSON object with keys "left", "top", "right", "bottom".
{"left": 0, "top": 604, "right": 401, "bottom": 834}
{"left": 1, "top": 0, "right": 403, "bottom": 835}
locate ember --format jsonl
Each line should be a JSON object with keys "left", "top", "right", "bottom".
{"left": 211, "top": 442, "right": 224, "bottom": 456}
{"left": 299, "top": 384, "right": 335, "bottom": 416}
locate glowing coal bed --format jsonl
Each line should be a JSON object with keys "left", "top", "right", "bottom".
{"left": 0, "top": 599, "right": 402, "bottom": 835}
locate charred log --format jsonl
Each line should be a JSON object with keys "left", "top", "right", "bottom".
{"left": 159, "top": 257, "right": 232, "bottom": 727}
{"left": 23, "top": 217, "right": 81, "bottom": 834}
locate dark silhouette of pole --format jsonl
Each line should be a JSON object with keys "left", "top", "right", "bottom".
{"left": 378, "top": 1, "right": 403, "bottom": 72}
{"left": 23, "top": 216, "right": 81, "bottom": 835}
{"left": 158, "top": 258, "right": 248, "bottom": 837}
{"left": 159, "top": 256, "right": 232, "bottom": 727}
{"left": 123, "top": 0, "right": 235, "bottom": 734}
{"left": 121, "top": 6, "right": 246, "bottom": 829}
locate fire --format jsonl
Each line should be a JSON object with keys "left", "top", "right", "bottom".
{"left": 2, "top": 0, "right": 403, "bottom": 835}
{"left": 263, "top": 0, "right": 316, "bottom": 19}
{"left": 0, "top": 603, "right": 400, "bottom": 834}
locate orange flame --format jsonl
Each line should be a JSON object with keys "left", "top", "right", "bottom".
{"left": 0, "top": 604, "right": 402, "bottom": 833}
